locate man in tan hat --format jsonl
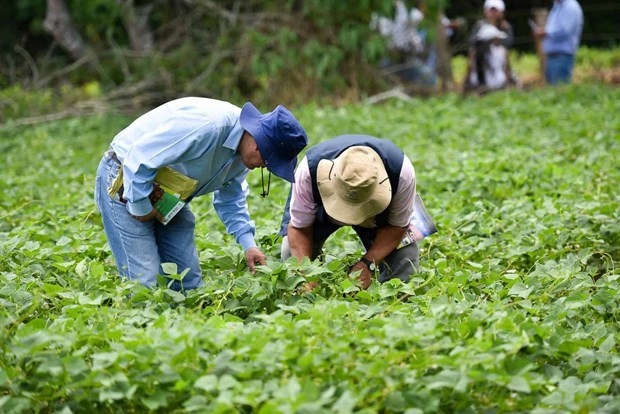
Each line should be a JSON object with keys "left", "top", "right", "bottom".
{"left": 279, "top": 134, "right": 427, "bottom": 290}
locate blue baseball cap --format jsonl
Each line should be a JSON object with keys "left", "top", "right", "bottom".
{"left": 240, "top": 102, "right": 308, "bottom": 183}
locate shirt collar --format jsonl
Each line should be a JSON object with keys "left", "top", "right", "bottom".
{"left": 223, "top": 121, "right": 245, "bottom": 151}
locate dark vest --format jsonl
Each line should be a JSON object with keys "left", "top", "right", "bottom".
{"left": 306, "top": 134, "right": 404, "bottom": 227}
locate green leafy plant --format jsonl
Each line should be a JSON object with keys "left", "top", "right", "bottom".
{"left": 1, "top": 83, "right": 619, "bottom": 412}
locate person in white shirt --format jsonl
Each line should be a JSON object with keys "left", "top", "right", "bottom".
{"left": 465, "top": 23, "right": 515, "bottom": 93}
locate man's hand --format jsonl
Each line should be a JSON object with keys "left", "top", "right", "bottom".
{"left": 349, "top": 260, "right": 373, "bottom": 290}
{"left": 298, "top": 281, "right": 319, "bottom": 294}
{"left": 130, "top": 208, "right": 164, "bottom": 223}
{"left": 245, "top": 247, "right": 267, "bottom": 273}
{"left": 532, "top": 26, "right": 545, "bottom": 39}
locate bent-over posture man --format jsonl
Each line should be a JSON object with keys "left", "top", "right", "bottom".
{"left": 95, "top": 97, "right": 308, "bottom": 291}
{"left": 280, "top": 134, "right": 421, "bottom": 290}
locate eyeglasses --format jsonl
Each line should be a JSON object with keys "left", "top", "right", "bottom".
{"left": 261, "top": 168, "right": 271, "bottom": 197}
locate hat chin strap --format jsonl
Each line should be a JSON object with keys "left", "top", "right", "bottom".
{"left": 260, "top": 168, "right": 271, "bottom": 197}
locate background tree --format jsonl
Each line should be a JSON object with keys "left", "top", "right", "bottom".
{"left": 1, "top": 0, "right": 618, "bottom": 114}
{"left": 421, "top": 0, "right": 455, "bottom": 92}
{"left": 117, "top": 0, "right": 155, "bottom": 53}
{"left": 43, "top": 0, "right": 90, "bottom": 61}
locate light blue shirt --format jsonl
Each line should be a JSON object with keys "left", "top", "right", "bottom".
{"left": 110, "top": 97, "right": 257, "bottom": 251}
{"left": 543, "top": 0, "right": 583, "bottom": 55}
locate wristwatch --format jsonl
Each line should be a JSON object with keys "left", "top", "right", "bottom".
{"left": 359, "top": 257, "right": 376, "bottom": 271}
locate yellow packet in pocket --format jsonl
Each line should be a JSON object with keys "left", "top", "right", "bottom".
{"left": 154, "top": 167, "right": 198, "bottom": 200}
{"left": 107, "top": 167, "right": 124, "bottom": 198}
{"left": 107, "top": 166, "right": 198, "bottom": 201}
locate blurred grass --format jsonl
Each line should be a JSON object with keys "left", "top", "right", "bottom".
{"left": 452, "top": 46, "right": 620, "bottom": 87}
{"left": 1, "top": 47, "right": 618, "bottom": 126}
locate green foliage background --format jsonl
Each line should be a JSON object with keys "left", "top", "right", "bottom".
{"left": 3, "top": 2, "right": 620, "bottom": 132}
{"left": 2, "top": 0, "right": 394, "bottom": 104}
{"left": 1, "top": 83, "right": 619, "bottom": 412}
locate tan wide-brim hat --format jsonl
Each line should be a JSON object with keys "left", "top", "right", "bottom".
{"left": 317, "top": 146, "right": 391, "bottom": 225}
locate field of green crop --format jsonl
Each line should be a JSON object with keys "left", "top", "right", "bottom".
{"left": 1, "top": 84, "right": 619, "bottom": 413}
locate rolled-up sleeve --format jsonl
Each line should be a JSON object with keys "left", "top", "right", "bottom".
{"left": 213, "top": 172, "right": 256, "bottom": 251}
{"left": 289, "top": 158, "right": 319, "bottom": 228}
{"left": 388, "top": 156, "right": 416, "bottom": 227}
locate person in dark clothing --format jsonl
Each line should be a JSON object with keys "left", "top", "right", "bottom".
{"left": 279, "top": 135, "right": 436, "bottom": 290}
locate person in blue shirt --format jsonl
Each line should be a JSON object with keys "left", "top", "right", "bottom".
{"left": 532, "top": 0, "right": 583, "bottom": 85}
{"left": 94, "top": 97, "right": 308, "bottom": 291}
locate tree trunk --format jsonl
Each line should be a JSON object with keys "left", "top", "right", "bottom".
{"left": 434, "top": 16, "right": 454, "bottom": 92}
{"left": 43, "top": 0, "right": 90, "bottom": 61}
{"left": 532, "top": 8, "right": 549, "bottom": 85}
{"left": 118, "top": 0, "right": 155, "bottom": 53}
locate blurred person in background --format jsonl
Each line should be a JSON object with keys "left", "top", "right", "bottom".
{"left": 371, "top": 0, "right": 464, "bottom": 87}
{"left": 469, "top": 0, "right": 514, "bottom": 48}
{"left": 371, "top": 0, "right": 432, "bottom": 85}
{"left": 464, "top": 23, "right": 517, "bottom": 93}
{"left": 465, "top": 0, "right": 519, "bottom": 92}
{"left": 532, "top": 0, "right": 584, "bottom": 85}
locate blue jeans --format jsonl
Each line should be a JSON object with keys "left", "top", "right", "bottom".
{"left": 94, "top": 152, "right": 203, "bottom": 291}
{"left": 545, "top": 53, "right": 575, "bottom": 85}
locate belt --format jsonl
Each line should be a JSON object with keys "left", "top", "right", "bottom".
{"left": 110, "top": 182, "right": 127, "bottom": 204}
{"left": 547, "top": 52, "right": 573, "bottom": 58}
{"left": 107, "top": 149, "right": 121, "bottom": 164}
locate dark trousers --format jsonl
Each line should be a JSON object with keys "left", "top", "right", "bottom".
{"left": 280, "top": 198, "right": 419, "bottom": 283}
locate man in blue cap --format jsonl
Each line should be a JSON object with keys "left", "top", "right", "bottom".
{"left": 95, "top": 97, "right": 308, "bottom": 291}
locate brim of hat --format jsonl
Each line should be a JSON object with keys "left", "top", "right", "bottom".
{"left": 316, "top": 159, "right": 391, "bottom": 225}
{"left": 239, "top": 102, "right": 264, "bottom": 142}
{"left": 268, "top": 156, "right": 297, "bottom": 183}
{"left": 484, "top": 3, "right": 504, "bottom": 11}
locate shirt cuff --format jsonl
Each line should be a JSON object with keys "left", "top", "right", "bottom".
{"left": 238, "top": 232, "right": 257, "bottom": 252}
{"left": 126, "top": 198, "right": 153, "bottom": 217}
